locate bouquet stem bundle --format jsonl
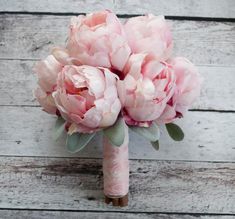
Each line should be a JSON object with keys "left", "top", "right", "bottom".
{"left": 103, "top": 123, "right": 129, "bottom": 206}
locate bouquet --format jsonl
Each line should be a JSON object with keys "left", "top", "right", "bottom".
{"left": 34, "top": 10, "right": 201, "bottom": 207}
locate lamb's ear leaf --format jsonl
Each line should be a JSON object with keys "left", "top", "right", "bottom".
{"left": 165, "top": 123, "right": 184, "bottom": 141}
{"left": 66, "top": 132, "right": 96, "bottom": 153}
{"left": 151, "top": 140, "right": 160, "bottom": 151}
{"left": 53, "top": 116, "right": 66, "bottom": 141}
{"left": 103, "top": 117, "right": 125, "bottom": 146}
{"left": 130, "top": 122, "right": 160, "bottom": 142}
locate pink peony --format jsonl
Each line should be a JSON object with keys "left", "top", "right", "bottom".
{"left": 157, "top": 57, "right": 201, "bottom": 124}
{"left": 34, "top": 55, "right": 63, "bottom": 114}
{"left": 53, "top": 10, "right": 131, "bottom": 72}
{"left": 53, "top": 65, "right": 121, "bottom": 133}
{"left": 117, "top": 54, "right": 176, "bottom": 127}
{"left": 124, "top": 14, "right": 172, "bottom": 61}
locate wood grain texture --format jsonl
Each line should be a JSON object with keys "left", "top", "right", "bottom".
{"left": 0, "top": 157, "right": 234, "bottom": 213}
{"left": 0, "top": 210, "right": 234, "bottom": 219}
{"left": 1, "top": 0, "right": 235, "bottom": 19}
{"left": 0, "top": 106, "right": 234, "bottom": 161}
{"left": 115, "top": 0, "right": 235, "bottom": 19}
{"left": 0, "top": 1, "right": 234, "bottom": 217}
{"left": 0, "top": 15, "right": 234, "bottom": 65}
{"left": 1, "top": 60, "right": 235, "bottom": 111}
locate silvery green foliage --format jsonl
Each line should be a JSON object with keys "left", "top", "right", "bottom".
{"left": 130, "top": 122, "right": 160, "bottom": 142}
{"left": 103, "top": 117, "right": 125, "bottom": 146}
{"left": 53, "top": 116, "right": 66, "bottom": 141}
{"left": 66, "top": 132, "right": 96, "bottom": 153}
{"left": 151, "top": 140, "right": 160, "bottom": 151}
{"left": 166, "top": 123, "right": 184, "bottom": 141}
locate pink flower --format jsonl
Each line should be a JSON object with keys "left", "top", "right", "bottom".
{"left": 53, "top": 10, "right": 131, "bottom": 72}
{"left": 53, "top": 65, "right": 121, "bottom": 133}
{"left": 124, "top": 14, "right": 172, "bottom": 61}
{"left": 34, "top": 55, "right": 63, "bottom": 114}
{"left": 157, "top": 57, "right": 201, "bottom": 124}
{"left": 34, "top": 88, "right": 58, "bottom": 114}
{"left": 117, "top": 54, "right": 175, "bottom": 127}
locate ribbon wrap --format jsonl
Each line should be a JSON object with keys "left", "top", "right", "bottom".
{"left": 103, "top": 123, "right": 129, "bottom": 197}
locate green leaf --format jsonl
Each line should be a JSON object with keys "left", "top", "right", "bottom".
{"left": 130, "top": 122, "right": 160, "bottom": 142}
{"left": 103, "top": 117, "right": 125, "bottom": 146}
{"left": 53, "top": 116, "right": 66, "bottom": 141}
{"left": 165, "top": 123, "right": 184, "bottom": 141}
{"left": 151, "top": 140, "right": 160, "bottom": 151}
{"left": 66, "top": 132, "right": 96, "bottom": 153}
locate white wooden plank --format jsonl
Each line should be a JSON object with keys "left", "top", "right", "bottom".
{"left": 1, "top": 60, "right": 234, "bottom": 111}
{"left": 0, "top": 0, "right": 235, "bottom": 19}
{"left": 0, "top": 15, "right": 234, "bottom": 65}
{"left": 0, "top": 106, "right": 234, "bottom": 161}
{"left": 0, "top": 157, "right": 234, "bottom": 213}
{"left": 115, "top": 0, "right": 235, "bottom": 19}
{"left": 0, "top": 210, "right": 233, "bottom": 219}
{"left": 0, "top": 0, "right": 115, "bottom": 14}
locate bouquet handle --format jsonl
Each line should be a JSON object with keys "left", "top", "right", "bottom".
{"left": 103, "top": 123, "right": 129, "bottom": 207}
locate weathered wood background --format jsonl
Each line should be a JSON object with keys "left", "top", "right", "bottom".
{"left": 0, "top": 0, "right": 235, "bottom": 218}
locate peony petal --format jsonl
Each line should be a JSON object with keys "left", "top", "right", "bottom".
{"left": 142, "top": 59, "right": 165, "bottom": 79}
{"left": 140, "top": 78, "right": 155, "bottom": 100}
{"left": 156, "top": 104, "right": 177, "bottom": 124}
{"left": 124, "top": 14, "right": 172, "bottom": 61}
{"left": 124, "top": 54, "right": 145, "bottom": 79}
{"left": 59, "top": 92, "right": 86, "bottom": 116}
{"left": 34, "top": 55, "right": 62, "bottom": 92}
{"left": 110, "top": 35, "right": 131, "bottom": 71}
{"left": 82, "top": 66, "right": 105, "bottom": 98}
{"left": 81, "top": 107, "right": 102, "bottom": 128}
{"left": 65, "top": 10, "right": 130, "bottom": 70}
{"left": 34, "top": 87, "right": 57, "bottom": 114}
{"left": 117, "top": 80, "right": 126, "bottom": 106}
